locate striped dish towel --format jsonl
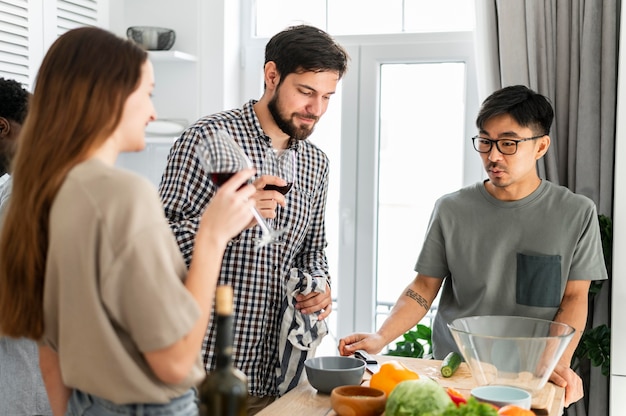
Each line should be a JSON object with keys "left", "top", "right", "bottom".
{"left": 276, "top": 268, "right": 328, "bottom": 395}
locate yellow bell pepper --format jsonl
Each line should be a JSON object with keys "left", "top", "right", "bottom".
{"left": 369, "top": 360, "right": 420, "bottom": 397}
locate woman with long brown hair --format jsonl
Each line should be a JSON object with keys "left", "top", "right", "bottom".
{"left": 0, "top": 26, "right": 255, "bottom": 415}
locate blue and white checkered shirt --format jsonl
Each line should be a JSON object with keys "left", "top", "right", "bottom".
{"left": 158, "top": 100, "right": 330, "bottom": 397}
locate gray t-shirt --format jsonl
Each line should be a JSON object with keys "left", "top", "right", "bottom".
{"left": 44, "top": 159, "right": 202, "bottom": 404}
{"left": 0, "top": 175, "right": 53, "bottom": 415}
{"left": 416, "top": 180, "right": 608, "bottom": 359}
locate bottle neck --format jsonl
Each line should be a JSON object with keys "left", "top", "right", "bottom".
{"left": 214, "top": 313, "right": 234, "bottom": 368}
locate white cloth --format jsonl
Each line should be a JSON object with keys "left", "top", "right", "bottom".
{"left": 276, "top": 268, "right": 328, "bottom": 395}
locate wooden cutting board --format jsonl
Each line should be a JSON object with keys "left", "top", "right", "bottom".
{"left": 371, "top": 356, "right": 555, "bottom": 414}
{"left": 256, "top": 356, "right": 563, "bottom": 416}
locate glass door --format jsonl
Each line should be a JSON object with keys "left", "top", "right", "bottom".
{"left": 337, "top": 36, "right": 483, "bottom": 339}
{"left": 375, "top": 62, "right": 467, "bottom": 326}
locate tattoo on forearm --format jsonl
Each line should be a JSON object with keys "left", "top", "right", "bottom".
{"left": 405, "top": 288, "right": 429, "bottom": 311}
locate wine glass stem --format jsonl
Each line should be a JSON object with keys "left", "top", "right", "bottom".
{"left": 250, "top": 207, "right": 272, "bottom": 235}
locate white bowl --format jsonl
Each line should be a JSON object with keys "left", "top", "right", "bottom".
{"left": 471, "top": 385, "right": 532, "bottom": 409}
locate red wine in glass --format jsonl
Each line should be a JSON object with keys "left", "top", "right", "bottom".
{"left": 264, "top": 183, "right": 293, "bottom": 195}
{"left": 262, "top": 149, "right": 296, "bottom": 195}
{"left": 210, "top": 172, "right": 237, "bottom": 187}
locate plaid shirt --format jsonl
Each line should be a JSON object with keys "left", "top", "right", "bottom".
{"left": 158, "top": 100, "right": 330, "bottom": 397}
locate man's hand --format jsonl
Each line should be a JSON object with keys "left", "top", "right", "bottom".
{"left": 295, "top": 283, "right": 332, "bottom": 320}
{"left": 338, "top": 333, "right": 386, "bottom": 357}
{"left": 245, "top": 175, "right": 287, "bottom": 228}
{"left": 550, "top": 362, "right": 583, "bottom": 407}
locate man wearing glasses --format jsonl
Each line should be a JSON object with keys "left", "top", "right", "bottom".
{"left": 339, "top": 85, "right": 607, "bottom": 408}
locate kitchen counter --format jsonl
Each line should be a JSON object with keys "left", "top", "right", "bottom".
{"left": 257, "top": 355, "right": 564, "bottom": 416}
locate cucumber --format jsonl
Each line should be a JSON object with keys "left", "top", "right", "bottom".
{"left": 440, "top": 351, "right": 462, "bottom": 377}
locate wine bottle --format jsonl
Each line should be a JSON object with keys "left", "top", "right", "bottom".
{"left": 198, "top": 286, "right": 248, "bottom": 416}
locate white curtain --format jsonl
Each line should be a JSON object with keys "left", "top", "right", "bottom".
{"left": 474, "top": 1, "right": 619, "bottom": 415}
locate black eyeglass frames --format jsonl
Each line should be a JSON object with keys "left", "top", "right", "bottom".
{"left": 471, "top": 134, "right": 546, "bottom": 155}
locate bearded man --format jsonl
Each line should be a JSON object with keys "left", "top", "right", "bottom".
{"left": 158, "top": 25, "right": 348, "bottom": 415}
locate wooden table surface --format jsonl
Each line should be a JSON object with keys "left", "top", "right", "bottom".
{"left": 257, "top": 355, "right": 564, "bottom": 416}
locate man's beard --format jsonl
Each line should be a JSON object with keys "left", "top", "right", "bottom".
{"left": 268, "top": 91, "right": 319, "bottom": 141}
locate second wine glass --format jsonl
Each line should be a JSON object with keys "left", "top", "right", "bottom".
{"left": 194, "top": 129, "right": 286, "bottom": 248}
{"left": 262, "top": 148, "right": 296, "bottom": 195}
{"left": 262, "top": 148, "right": 296, "bottom": 236}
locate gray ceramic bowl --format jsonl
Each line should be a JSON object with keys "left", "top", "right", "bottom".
{"left": 305, "top": 356, "right": 366, "bottom": 394}
{"left": 126, "top": 26, "right": 175, "bottom": 51}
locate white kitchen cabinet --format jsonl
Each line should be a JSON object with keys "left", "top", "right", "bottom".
{"left": 0, "top": 0, "right": 108, "bottom": 89}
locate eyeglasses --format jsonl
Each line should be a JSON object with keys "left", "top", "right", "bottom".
{"left": 471, "top": 134, "right": 546, "bottom": 155}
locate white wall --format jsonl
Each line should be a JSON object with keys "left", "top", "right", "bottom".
{"left": 109, "top": 0, "right": 242, "bottom": 120}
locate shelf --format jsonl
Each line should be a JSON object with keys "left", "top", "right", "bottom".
{"left": 144, "top": 136, "right": 178, "bottom": 144}
{"left": 148, "top": 50, "right": 197, "bottom": 62}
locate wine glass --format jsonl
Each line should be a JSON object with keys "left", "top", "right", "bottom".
{"left": 194, "top": 129, "right": 286, "bottom": 248}
{"left": 261, "top": 148, "right": 296, "bottom": 233}
{"left": 262, "top": 148, "right": 296, "bottom": 195}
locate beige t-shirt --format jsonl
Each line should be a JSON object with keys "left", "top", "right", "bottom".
{"left": 43, "top": 158, "right": 203, "bottom": 404}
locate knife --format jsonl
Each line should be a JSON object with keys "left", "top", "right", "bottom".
{"left": 355, "top": 349, "right": 380, "bottom": 374}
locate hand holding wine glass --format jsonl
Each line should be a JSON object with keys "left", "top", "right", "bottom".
{"left": 197, "top": 168, "right": 256, "bottom": 245}
{"left": 194, "top": 129, "right": 287, "bottom": 248}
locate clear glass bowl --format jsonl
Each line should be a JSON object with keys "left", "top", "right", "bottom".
{"left": 448, "top": 315, "right": 575, "bottom": 392}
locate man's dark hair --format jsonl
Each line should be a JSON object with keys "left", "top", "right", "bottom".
{"left": 264, "top": 25, "right": 349, "bottom": 83}
{"left": 476, "top": 85, "right": 554, "bottom": 136}
{"left": 0, "top": 78, "right": 29, "bottom": 123}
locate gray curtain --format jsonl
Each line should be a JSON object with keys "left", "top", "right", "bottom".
{"left": 474, "top": 1, "right": 619, "bottom": 415}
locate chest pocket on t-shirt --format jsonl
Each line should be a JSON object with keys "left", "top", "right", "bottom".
{"left": 516, "top": 253, "right": 562, "bottom": 308}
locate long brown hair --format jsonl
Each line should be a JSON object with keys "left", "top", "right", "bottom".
{"left": 0, "top": 27, "right": 147, "bottom": 339}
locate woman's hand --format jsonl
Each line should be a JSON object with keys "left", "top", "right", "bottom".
{"left": 200, "top": 168, "right": 257, "bottom": 243}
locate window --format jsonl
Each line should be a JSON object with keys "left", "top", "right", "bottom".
{"left": 342, "top": 38, "right": 482, "bottom": 341}
{"left": 376, "top": 62, "right": 466, "bottom": 325}
{"left": 254, "top": 0, "right": 474, "bottom": 37}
